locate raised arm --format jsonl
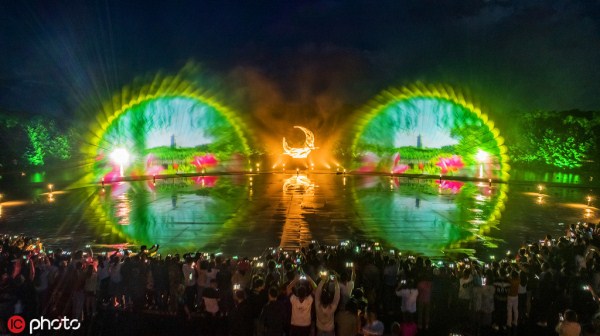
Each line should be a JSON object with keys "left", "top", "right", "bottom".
{"left": 306, "top": 275, "right": 317, "bottom": 290}
{"left": 286, "top": 277, "right": 298, "bottom": 296}
{"left": 332, "top": 279, "right": 341, "bottom": 308}
{"left": 315, "top": 278, "right": 324, "bottom": 305}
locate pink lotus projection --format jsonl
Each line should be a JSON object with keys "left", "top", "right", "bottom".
{"left": 391, "top": 153, "right": 409, "bottom": 174}
{"left": 191, "top": 154, "right": 218, "bottom": 171}
{"left": 103, "top": 167, "right": 121, "bottom": 183}
{"left": 436, "top": 180, "right": 464, "bottom": 193}
{"left": 436, "top": 155, "right": 465, "bottom": 174}
{"left": 357, "top": 152, "right": 379, "bottom": 172}
{"left": 145, "top": 154, "right": 165, "bottom": 176}
{"left": 192, "top": 175, "right": 218, "bottom": 187}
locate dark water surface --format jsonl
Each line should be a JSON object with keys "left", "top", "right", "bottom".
{"left": 0, "top": 172, "right": 597, "bottom": 259}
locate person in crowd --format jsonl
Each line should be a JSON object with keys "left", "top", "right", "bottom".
{"left": 339, "top": 266, "right": 356, "bottom": 309}
{"left": 457, "top": 268, "right": 473, "bottom": 322}
{"left": 361, "top": 308, "right": 384, "bottom": 336}
{"left": 265, "top": 260, "right": 281, "bottom": 288}
{"left": 151, "top": 257, "right": 169, "bottom": 311}
{"left": 336, "top": 300, "right": 360, "bottom": 336}
{"left": 492, "top": 269, "right": 510, "bottom": 330}
{"left": 83, "top": 264, "right": 97, "bottom": 319}
{"left": 33, "top": 254, "right": 52, "bottom": 315}
{"left": 0, "top": 231, "right": 598, "bottom": 335}
{"left": 71, "top": 261, "right": 86, "bottom": 320}
{"left": 202, "top": 278, "right": 220, "bottom": 314}
{"left": 506, "top": 270, "right": 520, "bottom": 328}
{"left": 391, "top": 320, "right": 418, "bottom": 336}
{"left": 315, "top": 271, "right": 340, "bottom": 336}
{"left": 475, "top": 270, "right": 496, "bottom": 332}
{"left": 416, "top": 268, "right": 433, "bottom": 330}
{"left": 96, "top": 255, "right": 110, "bottom": 306}
{"left": 258, "top": 286, "right": 286, "bottom": 336}
{"left": 518, "top": 265, "right": 530, "bottom": 323}
{"left": 167, "top": 255, "right": 182, "bottom": 313}
{"left": 229, "top": 289, "right": 253, "bottom": 336}
{"left": 231, "top": 261, "right": 251, "bottom": 290}
{"left": 196, "top": 259, "right": 209, "bottom": 308}
{"left": 286, "top": 273, "right": 316, "bottom": 336}
{"left": 396, "top": 278, "right": 418, "bottom": 322}
{"left": 362, "top": 256, "right": 381, "bottom": 305}
{"left": 181, "top": 256, "right": 197, "bottom": 312}
{"left": 382, "top": 257, "right": 398, "bottom": 314}
{"left": 556, "top": 309, "right": 582, "bottom": 336}
{"left": 247, "top": 277, "right": 268, "bottom": 333}
{"left": 109, "top": 254, "right": 124, "bottom": 308}
{"left": 584, "top": 312, "right": 600, "bottom": 336}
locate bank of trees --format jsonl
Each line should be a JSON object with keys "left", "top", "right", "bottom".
{"left": 0, "top": 112, "right": 74, "bottom": 169}
{"left": 506, "top": 110, "right": 600, "bottom": 169}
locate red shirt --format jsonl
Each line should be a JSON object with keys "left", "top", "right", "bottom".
{"left": 417, "top": 280, "right": 432, "bottom": 303}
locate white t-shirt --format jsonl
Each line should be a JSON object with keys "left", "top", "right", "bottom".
{"left": 290, "top": 294, "right": 313, "bottom": 327}
{"left": 396, "top": 288, "right": 418, "bottom": 313}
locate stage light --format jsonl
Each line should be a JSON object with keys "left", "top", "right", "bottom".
{"left": 475, "top": 149, "right": 489, "bottom": 163}
{"left": 48, "top": 184, "right": 54, "bottom": 193}
{"left": 110, "top": 148, "right": 130, "bottom": 177}
{"left": 475, "top": 150, "right": 489, "bottom": 178}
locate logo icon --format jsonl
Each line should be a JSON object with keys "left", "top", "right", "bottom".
{"left": 7, "top": 315, "right": 25, "bottom": 334}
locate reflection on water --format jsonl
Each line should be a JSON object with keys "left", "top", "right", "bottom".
{"left": 352, "top": 176, "right": 507, "bottom": 256}
{"left": 510, "top": 170, "right": 591, "bottom": 185}
{"left": 279, "top": 175, "right": 317, "bottom": 250}
{"left": 0, "top": 173, "right": 597, "bottom": 257}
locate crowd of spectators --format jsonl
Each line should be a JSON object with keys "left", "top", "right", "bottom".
{"left": 0, "top": 221, "right": 599, "bottom": 335}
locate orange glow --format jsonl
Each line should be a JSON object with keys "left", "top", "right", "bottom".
{"left": 283, "top": 126, "right": 317, "bottom": 159}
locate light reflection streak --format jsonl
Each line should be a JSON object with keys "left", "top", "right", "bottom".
{"left": 279, "top": 175, "right": 315, "bottom": 250}
{"left": 115, "top": 194, "right": 130, "bottom": 225}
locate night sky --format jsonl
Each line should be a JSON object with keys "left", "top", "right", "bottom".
{"left": 1, "top": 0, "right": 600, "bottom": 133}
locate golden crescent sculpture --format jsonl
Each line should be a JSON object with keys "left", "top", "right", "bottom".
{"left": 283, "top": 126, "right": 317, "bottom": 159}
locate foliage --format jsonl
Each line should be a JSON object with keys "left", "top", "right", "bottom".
{"left": 24, "top": 118, "right": 73, "bottom": 166}
{"left": 508, "top": 111, "right": 599, "bottom": 169}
